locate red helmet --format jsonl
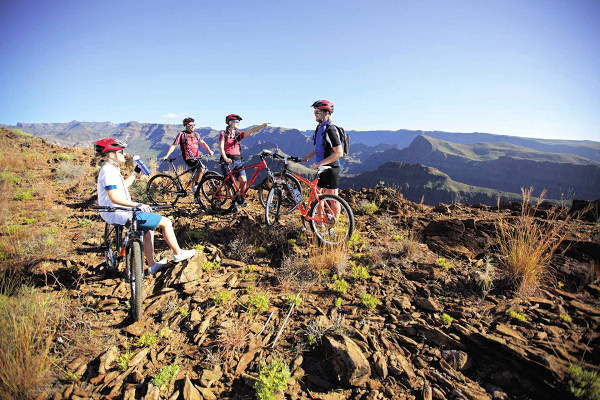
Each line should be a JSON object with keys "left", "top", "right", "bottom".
{"left": 226, "top": 114, "right": 242, "bottom": 124}
{"left": 182, "top": 117, "right": 195, "bottom": 126}
{"left": 311, "top": 100, "right": 334, "bottom": 113}
{"left": 94, "top": 137, "right": 127, "bottom": 155}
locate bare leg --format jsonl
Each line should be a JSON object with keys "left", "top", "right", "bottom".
{"left": 156, "top": 217, "right": 182, "bottom": 255}
{"left": 143, "top": 230, "right": 155, "bottom": 267}
{"left": 323, "top": 188, "right": 341, "bottom": 218}
{"left": 238, "top": 175, "right": 247, "bottom": 195}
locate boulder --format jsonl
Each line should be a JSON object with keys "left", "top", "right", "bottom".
{"left": 323, "top": 334, "right": 371, "bottom": 387}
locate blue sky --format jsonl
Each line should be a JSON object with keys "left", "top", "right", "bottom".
{"left": 1, "top": 0, "right": 599, "bottom": 141}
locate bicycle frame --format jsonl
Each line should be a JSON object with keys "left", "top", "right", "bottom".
{"left": 162, "top": 157, "right": 206, "bottom": 190}
{"left": 99, "top": 207, "right": 146, "bottom": 273}
{"left": 217, "top": 157, "right": 274, "bottom": 200}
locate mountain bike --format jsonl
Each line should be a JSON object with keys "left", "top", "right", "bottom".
{"left": 264, "top": 154, "right": 354, "bottom": 245}
{"left": 197, "top": 150, "right": 302, "bottom": 215}
{"left": 93, "top": 205, "right": 171, "bottom": 322}
{"left": 146, "top": 155, "right": 220, "bottom": 207}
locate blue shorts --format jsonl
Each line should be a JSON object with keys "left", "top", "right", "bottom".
{"left": 220, "top": 159, "right": 247, "bottom": 180}
{"left": 134, "top": 212, "right": 162, "bottom": 232}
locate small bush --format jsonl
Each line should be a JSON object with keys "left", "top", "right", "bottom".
{"left": 56, "top": 153, "right": 74, "bottom": 160}
{"left": 135, "top": 332, "right": 158, "bottom": 347}
{"left": 214, "top": 290, "right": 232, "bottom": 306}
{"left": 441, "top": 313, "right": 454, "bottom": 326}
{"left": 254, "top": 359, "right": 291, "bottom": 400}
{"left": 117, "top": 351, "right": 134, "bottom": 371}
{"left": 202, "top": 261, "right": 220, "bottom": 272}
{"left": 568, "top": 364, "right": 600, "bottom": 400}
{"left": 359, "top": 293, "right": 379, "bottom": 309}
{"left": 151, "top": 361, "right": 179, "bottom": 388}
{"left": 0, "top": 172, "right": 20, "bottom": 184}
{"left": 509, "top": 311, "right": 526, "bottom": 322}
{"left": 285, "top": 294, "right": 302, "bottom": 307}
{"left": 247, "top": 293, "right": 269, "bottom": 315}
{"left": 332, "top": 277, "right": 349, "bottom": 294}
{"left": 351, "top": 264, "right": 370, "bottom": 281}
{"left": 436, "top": 256, "right": 452, "bottom": 270}
{"left": 334, "top": 297, "right": 343, "bottom": 308}
{"left": 159, "top": 328, "right": 174, "bottom": 339}
{"left": 348, "top": 232, "right": 366, "bottom": 251}
{"left": 55, "top": 161, "right": 87, "bottom": 183}
{"left": 358, "top": 200, "right": 378, "bottom": 215}
{"left": 13, "top": 191, "right": 33, "bottom": 201}
{"left": 559, "top": 314, "right": 572, "bottom": 323}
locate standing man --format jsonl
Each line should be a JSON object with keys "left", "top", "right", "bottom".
{"left": 219, "top": 114, "right": 270, "bottom": 208}
{"left": 301, "top": 99, "right": 343, "bottom": 198}
{"left": 161, "top": 117, "right": 214, "bottom": 192}
{"left": 95, "top": 138, "right": 195, "bottom": 275}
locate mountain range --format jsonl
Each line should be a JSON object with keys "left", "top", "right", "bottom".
{"left": 4, "top": 121, "right": 600, "bottom": 205}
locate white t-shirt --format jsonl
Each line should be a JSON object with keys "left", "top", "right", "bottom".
{"left": 97, "top": 163, "right": 133, "bottom": 225}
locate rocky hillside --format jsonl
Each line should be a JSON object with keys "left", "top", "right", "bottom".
{"left": 1, "top": 128, "right": 599, "bottom": 400}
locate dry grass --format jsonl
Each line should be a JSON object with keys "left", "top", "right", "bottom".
{"left": 306, "top": 237, "right": 350, "bottom": 277}
{"left": 495, "top": 187, "right": 575, "bottom": 296}
{"left": 216, "top": 317, "right": 251, "bottom": 364}
{"left": 0, "top": 277, "right": 65, "bottom": 399}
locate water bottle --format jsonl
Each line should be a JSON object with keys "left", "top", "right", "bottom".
{"left": 133, "top": 155, "right": 151, "bottom": 175}
{"left": 291, "top": 188, "right": 303, "bottom": 205}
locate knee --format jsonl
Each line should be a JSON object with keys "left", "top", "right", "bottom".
{"left": 158, "top": 217, "right": 173, "bottom": 229}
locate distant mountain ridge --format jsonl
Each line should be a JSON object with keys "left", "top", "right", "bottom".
{"left": 4, "top": 121, "right": 600, "bottom": 203}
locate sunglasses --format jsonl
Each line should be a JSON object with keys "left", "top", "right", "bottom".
{"left": 314, "top": 110, "right": 323, "bottom": 115}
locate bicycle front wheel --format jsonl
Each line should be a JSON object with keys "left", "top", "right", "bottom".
{"left": 258, "top": 172, "right": 302, "bottom": 215}
{"left": 127, "top": 240, "right": 144, "bottom": 322}
{"left": 199, "top": 175, "right": 235, "bottom": 214}
{"left": 147, "top": 174, "right": 180, "bottom": 206}
{"left": 308, "top": 194, "right": 355, "bottom": 245}
{"left": 265, "top": 186, "right": 284, "bottom": 226}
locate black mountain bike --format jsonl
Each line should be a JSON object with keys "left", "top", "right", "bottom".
{"left": 94, "top": 205, "right": 171, "bottom": 321}
{"left": 146, "top": 155, "right": 220, "bottom": 207}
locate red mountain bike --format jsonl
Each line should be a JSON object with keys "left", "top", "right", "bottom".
{"left": 197, "top": 150, "right": 302, "bottom": 215}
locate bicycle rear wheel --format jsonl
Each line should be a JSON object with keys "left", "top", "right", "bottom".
{"left": 103, "top": 223, "right": 123, "bottom": 271}
{"left": 308, "top": 194, "right": 355, "bottom": 245}
{"left": 199, "top": 175, "right": 235, "bottom": 214}
{"left": 127, "top": 240, "right": 144, "bottom": 321}
{"left": 265, "top": 186, "right": 284, "bottom": 226}
{"left": 146, "top": 174, "right": 181, "bottom": 206}
{"left": 258, "top": 172, "right": 302, "bottom": 215}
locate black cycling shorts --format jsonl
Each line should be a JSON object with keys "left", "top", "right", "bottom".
{"left": 317, "top": 166, "right": 340, "bottom": 189}
{"left": 184, "top": 158, "right": 204, "bottom": 169}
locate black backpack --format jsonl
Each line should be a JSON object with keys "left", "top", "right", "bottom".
{"left": 313, "top": 124, "right": 350, "bottom": 157}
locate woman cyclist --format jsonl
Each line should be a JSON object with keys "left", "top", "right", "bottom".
{"left": 95, "top": 137, "right": 195, "bottom": 274}
{"left": 219, "top": 114, "right": 270, "bottom": 209}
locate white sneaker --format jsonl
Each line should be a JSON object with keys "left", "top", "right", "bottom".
{"left": 173, "top": 249, "right": 196, "bottom": 263}
{"left": 147, "top": 258, "right": 169, "bottom": 275}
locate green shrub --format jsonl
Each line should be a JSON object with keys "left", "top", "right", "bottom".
{"left": 135, "top": 332, "right": 158, "bottom": 347}
{"left": 352, "top": 265, "right": 370, "bottom": 281}
{"left": 285, "top": 294, "right": 302, "bottom": 307}
{"left": 441, "top": 313, "right": 454, "bottom": 326}
{"left": 0, "top": 172, "right": 20, "bottom": 184}
{"left": 254, "top": 360, "right": 291, "bottom": 400}
{"left": 348, "top": 232, "right": 365, "bottom": 250}
{"left": 214, "top": 290, "right": 232, "bottom": 306}
{"left": 359, "top": 293, "right": 379, "bottom": 309}
{"left": 202, "top": 261, "right": 220, "bottom": 272}
{"left": 559, "top": 314, "right": 572, "bottom": 323}
{"left": 151, "top": 361, "right": 179, "bottom": 388}
{"left": 358, "top": 200, "right": 378, "bottom": 215}
{"left": 332, "top": 277, "right": 349, "bottom": 294}
{"left": 13, "top": 191, "right": 33, "bottom": 201}
{"left": 159, "top": 328, "right": 174, "bottom": 339}
{"left": 334, "top": 297, "right": 343, "bottom": 308}
{"left": 117, "top": 351, "right": 134, "bottom": 371}
{"left": 568, "top": 364, "right": 600, "bottom": 400}
{"left": 509, "top": 311, "right": 526, "bottom": 321}
{"left": 247, "top": 293, "right": 269, "bottom": 315}
{"left": 56, "top": 153, "right": 74, "bottom": 160}
{"left": 436, "top": 257, "right": 452, "bottom": 270}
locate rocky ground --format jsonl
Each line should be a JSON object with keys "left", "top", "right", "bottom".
{"left": 1, "top": 130, "right": 599, "bottom": 400}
